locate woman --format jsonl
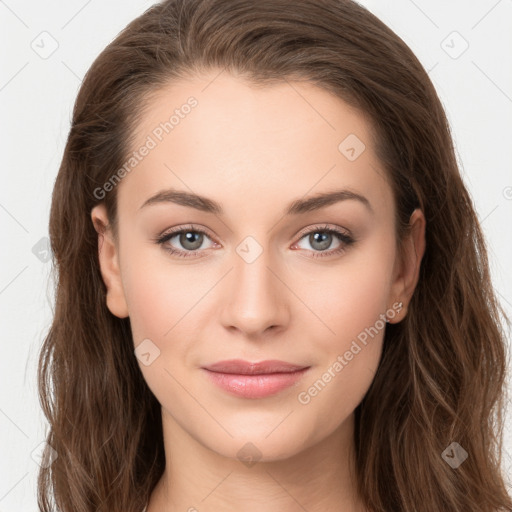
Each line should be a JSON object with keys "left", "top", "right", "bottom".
{"left": 37, "top": 0, "right": 512, "bottom": 511}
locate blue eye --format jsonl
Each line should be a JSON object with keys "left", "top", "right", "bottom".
{"left": 155, "top": 223, "right": 355, "bottom": 259}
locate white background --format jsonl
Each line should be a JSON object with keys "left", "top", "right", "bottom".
{"left": 0, "top": 0, "right": 511, "bottom": 509}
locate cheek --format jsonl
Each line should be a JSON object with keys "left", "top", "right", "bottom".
{"left": 294, "top": 235, "right": 395, "bottom": 352}
{"left": 120, "top": 238, "right": 207, "bottom": 342}
{"left": 292, "top": 236, "right": 394, "bottom": 423}
{"left": 120, "top": 247, "right": 208, "bottom": 409}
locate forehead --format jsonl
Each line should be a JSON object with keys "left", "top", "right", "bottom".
{"left": 117, "top": 71, "right": 393, "bottom": 219}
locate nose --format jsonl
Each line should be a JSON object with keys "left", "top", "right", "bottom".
{"left": 220, "top": 244, "right": 290, "bottom": 338}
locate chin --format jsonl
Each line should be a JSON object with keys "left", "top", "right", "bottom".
{"left": 204, "top": 429, "right": 312, "bottom": 465}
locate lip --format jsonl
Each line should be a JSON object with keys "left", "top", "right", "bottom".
{"left": 203, "top": 359, "right": 309, "bottom": 375}
{"left": 201, "top": 359, "right": 310, "bottom": 399}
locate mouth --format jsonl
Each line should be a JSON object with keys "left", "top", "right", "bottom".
{"left": 201, "top": 359, "right": 311, "bottom": 399}
{"left": 202, "top": 359, "right": 309, "bottom": 375}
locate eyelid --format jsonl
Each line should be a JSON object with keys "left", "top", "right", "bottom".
{"left": 157, "top": 223, "right": 217, "bottom": 241}
{"left": 156, "top": 223, "right": 352, "bottom": 244}
{"left": 294, "top": 223, "right": 352, "bottom": 240}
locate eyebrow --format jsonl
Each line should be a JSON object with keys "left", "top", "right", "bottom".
{"left": 139, "top": 187, "right": 374, "bottom": 216}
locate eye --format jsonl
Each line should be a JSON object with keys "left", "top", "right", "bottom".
{"left": 154, "top": 223, "right": 355, "bottom": 259}
{"left": 155, "top": 224, "right": 217, "bottom": 258}
{"left": 292, "top": 224, "right": 355, "bottom": 259}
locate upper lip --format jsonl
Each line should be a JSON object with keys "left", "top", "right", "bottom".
{"left": 202, "top": 359, "right": 309, "bottom": 375}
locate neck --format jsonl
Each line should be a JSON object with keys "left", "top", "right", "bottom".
{"left": 147, "top": 409, "right": 366, "bottom": 512}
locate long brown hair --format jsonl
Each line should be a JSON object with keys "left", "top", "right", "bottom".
{"left": 37, "top": 0, "right": 512, "bottom": 510}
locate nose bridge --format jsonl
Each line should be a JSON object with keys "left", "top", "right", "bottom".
{"left": 220, "top": 235, "right": 288, "bottom": 335}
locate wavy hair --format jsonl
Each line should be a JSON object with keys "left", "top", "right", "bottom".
{"left": 37, "top": 0, "right": 512, "bottom": 510}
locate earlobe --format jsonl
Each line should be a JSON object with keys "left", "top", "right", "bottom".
{"left": 387, "top": 208, "right": 426, "bottom": 323}
{"left": 90, "top": 204, "right": 129, "bottom": 319}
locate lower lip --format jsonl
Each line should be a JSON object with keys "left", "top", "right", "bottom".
{"left": 202, "top": 368, "right": 310, "bottom": 399}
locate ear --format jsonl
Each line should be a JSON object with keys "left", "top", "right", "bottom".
{"left": 387, "top": 208, "right": 426, "bottom": 323}
{"left": 90, "top": 204, "right": 129, "bottom": 318}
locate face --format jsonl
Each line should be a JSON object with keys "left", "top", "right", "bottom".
{"left": 92, "top": 70, "right": 424, "bottom": 462}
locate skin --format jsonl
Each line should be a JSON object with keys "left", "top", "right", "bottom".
{"left": 91, "top": 70, "right": 426, "bottom": 512}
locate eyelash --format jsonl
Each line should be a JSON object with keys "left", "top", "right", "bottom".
{"left": 154, "top": 223, "right": 355, "bottom": 259}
